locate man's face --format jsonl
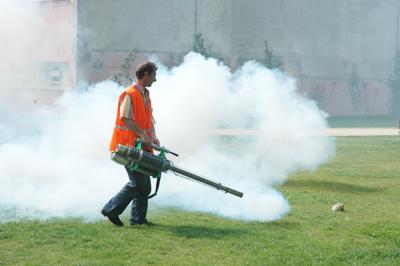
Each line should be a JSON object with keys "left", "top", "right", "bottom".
{"left": 144, "top": 71, "right": 157, "bottom": 87}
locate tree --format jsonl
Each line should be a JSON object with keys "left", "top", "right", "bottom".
{"left": 110, "top": 52, "right": 135, "bottom": 87}
{"left": 192, "top": 33, "right": 209, "bottom": 58}
{"left": 387, "top": 47, "right": 400, "bottom": 117}
{"left": 347, "top": 64, "right": 368, "bottom": 115}
{"left": 262, "top": 41, "right": 283, "bottom": 70}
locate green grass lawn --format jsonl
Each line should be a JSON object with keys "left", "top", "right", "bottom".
{"left": 1, "top": 137, "right": 399, "bottom": 265}
{"left": 327, "top": 116, "right": 399, "bottom": 128}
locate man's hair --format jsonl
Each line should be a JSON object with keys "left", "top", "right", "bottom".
{"left": 136, "top": 62, "right": 158, "bottom": 79}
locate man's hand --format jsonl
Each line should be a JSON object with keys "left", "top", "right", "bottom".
{"left": 142, "top": 132, "right": 152, "bottom": 143}
{"left": 153, "top": 136, "right": 160, "bottom": 146}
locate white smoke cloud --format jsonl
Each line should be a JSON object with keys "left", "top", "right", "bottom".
{"left": 150, "top": 53, "right": 335, "bottom": 221}
{"left": 0, "top": 82, "right": 126, "bottom": 221}
{"left": 0, "top": 53, "right": 334, "bottom": 222}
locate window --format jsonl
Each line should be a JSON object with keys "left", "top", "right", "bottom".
{"left": 49, "top": 63, "right": 63, "bottom": 86}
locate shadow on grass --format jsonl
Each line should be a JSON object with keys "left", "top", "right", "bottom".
{"left": 266, "top": 220, "right": 300, "bottom": 230}
{"left": 155, "top": 224, "right": 248, "bottom": 239}
{"left": 285, "top": 180, "right": 380, "bottom": 193}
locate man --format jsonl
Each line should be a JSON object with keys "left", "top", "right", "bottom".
{"left": 101, "top": 62, "right": 159, "bottom": 226}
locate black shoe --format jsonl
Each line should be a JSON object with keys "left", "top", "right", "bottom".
{"left": 142, "top": 219, "right": 154, "bottom": 226}
{"left": 101, "top": 210, "right": 124, "bottom": 227}
{"left": 130, "top": 219, "right": 154, "bottom": 226}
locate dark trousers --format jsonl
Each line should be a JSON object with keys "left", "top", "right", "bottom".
{"left": 102, "top": 167, "right": 151, "bottom": 224}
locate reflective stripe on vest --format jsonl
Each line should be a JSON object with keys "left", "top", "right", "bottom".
{"left": 114, "top": 125, "right": 129, "bottom": 131}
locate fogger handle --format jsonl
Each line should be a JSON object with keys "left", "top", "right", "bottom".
{"left": 144, "top": 142, "right": 179, "bottom": 157}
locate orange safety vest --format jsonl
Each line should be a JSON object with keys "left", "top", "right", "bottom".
{"left": 109, "top": 85, "right": 153, "bottom": 153}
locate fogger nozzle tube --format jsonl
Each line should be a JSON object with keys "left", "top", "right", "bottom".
{"left": 112, "top": 144, "right": 244, "bottom": 198}
{"left": 169, "top": 165, "right": 244, "bottom": 198}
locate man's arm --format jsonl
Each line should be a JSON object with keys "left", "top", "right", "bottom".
{"left": 121, "top": 117, "right": 151, "bottom": 143}
{"left": 150, "top": 119, "right": 160, "bottom": 145}
{"left": 119, "top": 94, "right": 151, "bottom": 142}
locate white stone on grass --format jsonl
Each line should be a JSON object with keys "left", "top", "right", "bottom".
{"left": 331, "top": 202, "right": 344, "bottom": 212}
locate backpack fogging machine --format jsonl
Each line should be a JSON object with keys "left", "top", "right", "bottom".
{"left": 111, "top": 139, "right": 243, "bottom": 198}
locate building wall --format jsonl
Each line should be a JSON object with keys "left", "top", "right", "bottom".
{"left": 231, "top": 0, "right": 398, "bottom": 79}
{"left": 76, "top": 0, "right": 400, "bottom": 115}
{"left": 11, "top": 0, "right": 76, "bottom": 106}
